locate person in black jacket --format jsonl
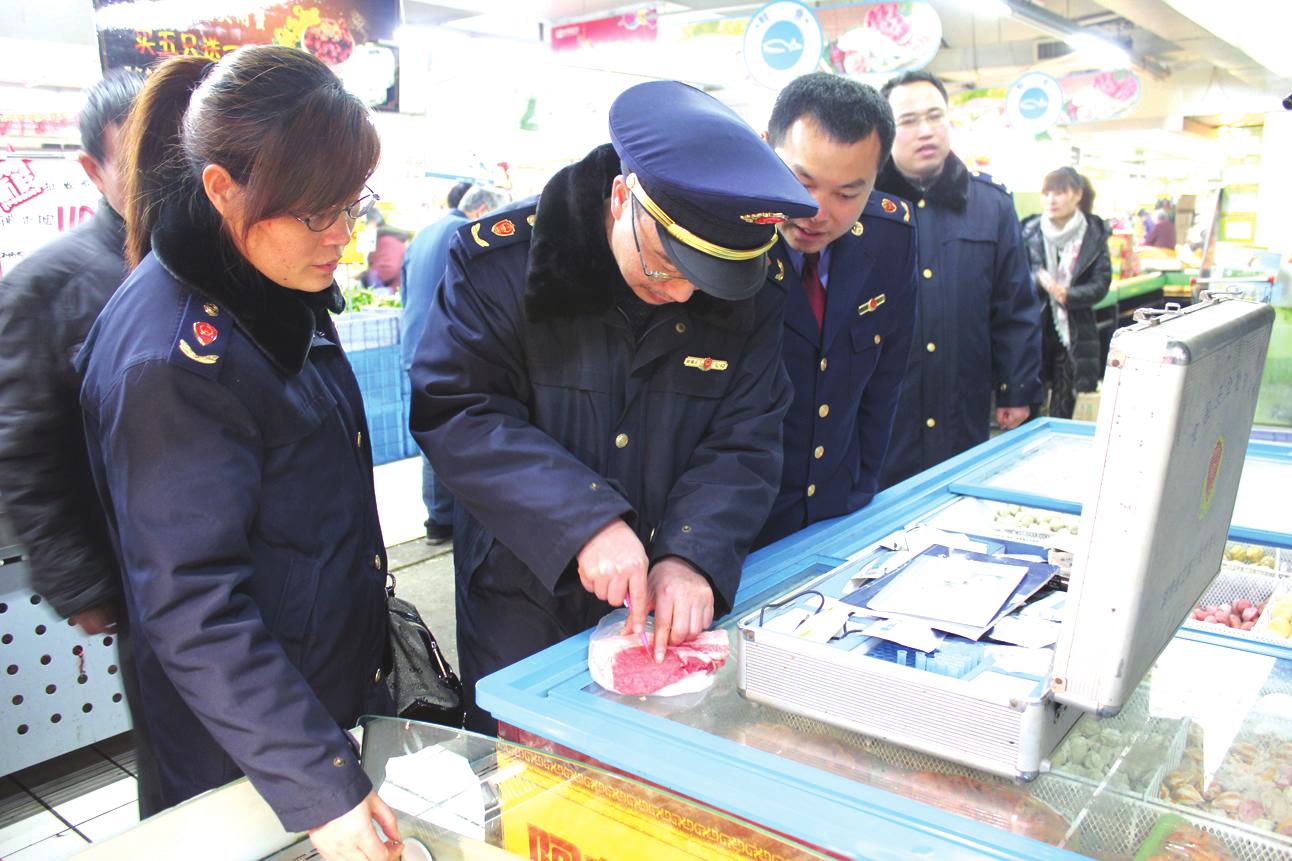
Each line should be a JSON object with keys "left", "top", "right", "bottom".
{"left": 0, "top": 69, "right": 142, "bottom": 634}
{"left": 1020, "top": 167, "right": 1112, "bottom": 418}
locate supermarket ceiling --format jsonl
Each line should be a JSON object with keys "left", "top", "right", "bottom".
{"left": 402, "top": 0, "right": 1292, "bottom": 91}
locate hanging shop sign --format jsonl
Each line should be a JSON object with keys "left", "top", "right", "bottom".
{"left": 743, "top": 0, "right": 825, "bottom": 89}
{"left": 819, "top": 1, "right": 941, "bottom": 84}
{"left": 1005, "top": 71, "right": 1065, "bottom": 135}
{"left": 1059, "top": 69, "right": 1141, "bottom": 124}
{"left": 92, "top": 0, "right": 399, "bottom": 110}
{"left": 551, "top": 7, "right": 657, "bottom": 52}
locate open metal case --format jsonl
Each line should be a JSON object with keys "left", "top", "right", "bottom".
{"left": 736, "top": 297, "right": 1275, "bottom": 780}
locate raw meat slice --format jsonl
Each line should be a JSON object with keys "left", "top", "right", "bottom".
{"left": 589, "top": 628, "right": 730, "bottom": 696}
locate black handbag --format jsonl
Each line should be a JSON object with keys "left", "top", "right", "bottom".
{"left": 385, "top": 577, "right": 464, "bottom": 728}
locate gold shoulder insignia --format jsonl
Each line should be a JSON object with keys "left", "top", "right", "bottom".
{"left": 470, "top": 223, "right": 490, "bottom": 248}
{"left": 491, "top": 218, "right": 516, "bottom": 237}
{"left": 773, "top": 258, "right": 785, "bottom": 282}
{"left": 179, "top": 339, "right": 219, "bottom": 365}
{"left": 900, "top": 200, "right": 911, "bottom": 222}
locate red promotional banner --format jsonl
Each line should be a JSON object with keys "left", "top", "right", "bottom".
{"left": 550, "top": 7, "right": 657, "bottom": 52}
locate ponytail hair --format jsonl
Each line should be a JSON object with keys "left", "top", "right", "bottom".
{"left": 120, "top": 56, "right": 213, "bottom": 268}
{"left": 1041, "top": 166, "right": 1096, "bottom": 217}
{"left": 119, "top": 46, "right": 380, "bottom": 270}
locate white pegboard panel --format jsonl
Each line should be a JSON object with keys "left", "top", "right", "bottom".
{"left": 1, "top": 545, "right": 130, "bottom": 775}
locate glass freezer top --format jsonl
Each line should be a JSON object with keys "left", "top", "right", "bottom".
{"left": 964, "top": 425, "right": 1292, "bottom": 539}
{"left": 586, "top": 611, "right": 1292, "bottom": 861}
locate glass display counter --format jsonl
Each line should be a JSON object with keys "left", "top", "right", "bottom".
{"left": 479, "top": 418, "right": 1292, "bottom": 861}
{"left": 77, "top": 720, "right": 824, "bottom": 861}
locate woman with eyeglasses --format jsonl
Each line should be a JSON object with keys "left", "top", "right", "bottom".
{"left": 77, "top": 46, "right": 401, "bottom": 861}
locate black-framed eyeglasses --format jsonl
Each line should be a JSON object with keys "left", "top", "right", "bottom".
{"left": 629, "top": 197, "right": 684, "bottom": 282}
{"left": 295, "top": 186, "right": 380, "bottom": 232}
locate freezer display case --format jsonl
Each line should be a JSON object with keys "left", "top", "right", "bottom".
{"left": 479, "top": 418, "right": 1292, "bottom": 861}
{"left": 78, "top": 719, "right": 825, "bottom": 860}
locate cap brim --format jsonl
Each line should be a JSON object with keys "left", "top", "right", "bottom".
{"left": 658, "top": 232, "right": 768, "bottom": 302}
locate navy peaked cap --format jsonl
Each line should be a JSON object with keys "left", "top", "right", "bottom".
{"left": 609, "top": 80, "right": 818, "bottom": 300}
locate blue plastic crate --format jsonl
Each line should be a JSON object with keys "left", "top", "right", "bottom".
{"left": 366, "top": 399, "right": 410, "bottom": 466}
{"left": 334, "top": 309, "right": 400, "bottom": 351}
{"left": 348, "top": 345, "right": 405, "bottom": 407}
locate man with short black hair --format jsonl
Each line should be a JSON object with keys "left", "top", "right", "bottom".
{"left": 0, "top": 69, "right": 143, "bottom": 634}
{"left": 875, "top": 70, "right": 1041, "bottom": 488}
{"left": 0, "top": 69, "right": 162, "bottom": 813}
{"left": 756, "top": 73, "right": 917, "bottom": 546}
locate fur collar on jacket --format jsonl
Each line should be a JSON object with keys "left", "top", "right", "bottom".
{"left": 525, "top": 143, "right": 753, "bottom": 331}
{"left": 876, "top": 151, "right": 971, "bottom": 213}
{"left": 151, "top": 184, "right": 343, "bottom": 376}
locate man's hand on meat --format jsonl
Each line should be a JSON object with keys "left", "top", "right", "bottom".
{"left": 577, "top": 518, "right": 650, "bottom": 636}
{"left": 647, "top": 557, "right": 715, "bottom": 662}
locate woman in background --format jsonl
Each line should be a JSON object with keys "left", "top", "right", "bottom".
{"left": 78, "top": 46, "right": 400, "bottom": 861}
{"left": 1021, "top": 167, "right": 1112, "bottom": 418}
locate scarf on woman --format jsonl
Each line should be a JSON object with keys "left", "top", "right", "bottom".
{"left": 1039, "top": 209, "right": 1087, "bottom": 350}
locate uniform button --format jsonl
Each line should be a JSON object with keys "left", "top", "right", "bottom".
{"left": 614, "top": 432, "right": 629, "bottom": 449}
{"left": 806, "top": 484, "right": 816, "bottom": 497}
{"left": 819, "top": 358, "right": 828, "bottom": 372}
{"left": 999, "top": 383, "right": 1008, "bottom": 391}
{"left": 675, "top": 322, "right": 686, "bottom": 334}
{"left": 926, "top": 417, "right": 937, "bottom": 428}
{"left": 373, "top": 554, "right": 383, "bottom": 571}
{"left": 818, "top": 404, "right": 829, "bottom": 418}
{"left": 590, "top": 481, "right": 599, "bottom": 491}
{"left": 681, "top": 524, "right": 692, "bottom": 533}
{"left": 917, "top": 199, "right": 926, "bottom": 209}
{"left": 373, "top": 668, "right": 383, "bottom": 684}
{"left": 922, "top": 268, "right": 933, "bottom": 280}
{"left": 333, "top": 757, "right": 345, "bottom": 768}
{"left": 873, "top": 334, "right": 882, "bottom": 345}
{"left": 926, "top": 342, "right": 936, "bottom": 353}
{"left": 356, "top": 431, "right": 363, "bottom": 448}
{"left": 813, "top": 446, "right": 824, "bottom": 459}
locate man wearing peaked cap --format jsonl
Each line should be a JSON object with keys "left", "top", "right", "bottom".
{"left": 410, "top": 80, "right": 816, "bottom": 733}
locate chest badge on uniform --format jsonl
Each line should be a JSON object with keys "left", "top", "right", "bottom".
{"left": 178, "top": 339, "right": 218, "bottom": 365}
{"left": 881, "top": 198, "right": 897, "bottom": 213}
{"left": 684, "top": 355, "right": 728, "bottom": 372}
{"left": 193, "top": 321, "right": 219, "bottom": 347}
{"left": 850, "top": 221, "right": 864, "bottom": 236}
{"left": 857, "top": 294, "right": 887, "bottom": 316}
{"left": 491, "top": 218, "right": 516, "bottom": 237}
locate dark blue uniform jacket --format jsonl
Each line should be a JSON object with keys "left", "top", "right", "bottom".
{"left": 758, "top": 193, "right": 918, "bottom": 546}
{"left": 76, "top": 197, "right": 390, "bottom": 831}
{"left": 875, "top": 154, "right": 1042, "bottom": 487}
{"left": 409, "top": 145, "right": 791, "bottom": 717}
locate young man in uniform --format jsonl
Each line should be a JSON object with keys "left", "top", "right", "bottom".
{"left": 410, "top": 81, "right": 817, "bottom": 732}
{"left": 757, "top": 73, "right": 918, "bottom": 546}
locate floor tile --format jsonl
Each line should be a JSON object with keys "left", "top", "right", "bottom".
{"left": 0, "top": 809, "right": 65, "bottom": 856}
{"left": 50, "top": 776, "right": 135, "bottom": 828}
{"left": 74, "top": 801, "right": 139, "bottom": 843}
{"left": 3, "top": 830, "right": 89, "bottom": 861}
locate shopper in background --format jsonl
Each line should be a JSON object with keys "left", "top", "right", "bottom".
{"left": 755, "top": 73, "right": 917, "bottom": 547}
{"left": 76, "top": 47, "right": 400, "bottom": 861}
{"left": 401, "top": 183, "right": 509, "bottom": 545}
{"left": 1021, "top": 167, "right": 1112, "bottom": 419}
{"left": 0, "top": 70, "right": 163, "bottom": 810}
{"left": 1144, "top": 206, "right": 1176, "bottom": 248}
{"left": 361, "top": 208, "right": 411, "bottom": 295}
{"left": 875, "top": 70, "right": 1042, "bottom": 488}
{"left": 410, "top": 80, "right": 815, "bottom": 733}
